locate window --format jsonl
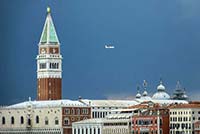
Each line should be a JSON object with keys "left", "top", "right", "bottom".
{"left": 28, "top": 118, "right": 31, "bottom": 126}
{"left": 77, "top": 109, "right": 80, "bottom": 115}
{"left": 64, "top": 117, "right": 70, "bottom": 125}
{"left": 2, "top": 117, "right": 5, "bottom": 125}
{"left": 20, "top": 116, "right": 24, "bottom": 124}
{"left": 39, "top": 63, "right": 46, "bottom": 69}
{"left": 50, "top": 63, "right": 59, "bottom": 69}
{"left": 36, "top": 116, "right": 39, "bottom": 124}
{"left": 45, "top": 117, "right": 48, "bottom": 125}
{"left": 160, "top": 119, "right": 162, "bottom": 126}
{"left": 65, "top": 108, "right": 70, "bottom": 114}
{"left": 11, "top": 116, "right": 14, "bottom": 124}
{"left": 71, "top": 108, "right": 75, "bottom": 115}
{"left": 55, "top": 117, "right": 59, "bottom": 125}
{"left": 82, "top": 109, "right": 89, "bottom": 114}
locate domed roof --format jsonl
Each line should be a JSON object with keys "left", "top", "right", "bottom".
{"left": 152, "top": 92, "right": 170, "bottom": 100}
{"left": 143, "top": 91, "right": 148, "bottom": 96}
{"left": 135, "top": 85, "right": 141, "bottom": 99}
{"left": 183, "top": 94, "right": 188, "bottom": 99}
{"left": 136, "top": 93, "right": 141, "bottom": 99}
{"left": 157, "top": 81, "right": 165, "bottom": 91}
{"left": 152, "top": 80, "right": 170, "bottom": 100}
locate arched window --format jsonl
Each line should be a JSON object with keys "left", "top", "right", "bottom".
{"left": 20, "top": 116, "right": 24, "bottom": 124}
{"left": 64, "top": 117, "right": 70, "bottom": 125}
{"left": 55, "top": 117, "right": 59, "bottom": 125}
{"left": 28, "top": 118, "right": 31, "bottom": 126}
{"left": 36, "top": 116, "right": 39, "bottom": 124}
{"left": 71, "top": 108, "right": 75, "bottom": 115}
{"left": 11, "top": 116, "right": 14, "bottom": 124}
{"left": 76, "top": 109, "right": 80, "bottom": 115}
{"left": 45, "top": 117, "right": 48, "bottom": 125}
{"left": 2, "top": 117, "right": 5, "bottom": 125}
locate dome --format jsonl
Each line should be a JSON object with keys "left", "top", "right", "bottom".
{"left": 143, "top": 91, "right": 148, "bottom": 96}
{"left": 136, "top": 93, "right": 141, "bottom": 99}
{"left": 183, "top": 94, "right": 188, "bottom": 99}
{"left": 152, "top": 92, "right": 170, "bottom": 100}
{"left": 157, "top": 84, "right": 165, "bottom": 91}
{"left": 140, "top": 95, "right": 152, "bottom": 101}
{"left": 157, "top": 80, "right": 166, "bottom": 91}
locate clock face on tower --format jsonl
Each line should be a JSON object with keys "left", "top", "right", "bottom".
{"left": 41, "top": 48, "right": 46, "bottom": 54}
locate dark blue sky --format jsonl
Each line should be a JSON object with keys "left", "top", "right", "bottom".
{"left": 1, "top": 0, "right": 200, "bottom": 105}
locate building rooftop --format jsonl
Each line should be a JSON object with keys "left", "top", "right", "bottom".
{"left": 5, "top": 99, "right": 88, "bottom": 109}
{"left": 80, "top": 99, "right": 139, "bottom": 107}
{"left": 169, "top": 103, "right": 200, "bottom": 109}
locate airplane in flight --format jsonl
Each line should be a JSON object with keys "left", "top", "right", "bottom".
{"left": 105, "top": 45, "right": 115, "bottom": 49}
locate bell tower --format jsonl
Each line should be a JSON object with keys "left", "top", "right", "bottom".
{"left": 37, "top": 7, "right": 62, "bottom": 100}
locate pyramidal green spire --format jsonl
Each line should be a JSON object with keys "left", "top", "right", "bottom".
{"left": 39, "top": 7, "right": 59, "bottom": 44}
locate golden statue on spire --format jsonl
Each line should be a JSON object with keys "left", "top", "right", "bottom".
{"left": 47, "top": 6, "right": 51, "bottom": 13}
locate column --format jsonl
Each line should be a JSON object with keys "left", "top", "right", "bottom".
{"left": 92, "top": 127, "right": 94, "bottom": 134}
{"left": 80, "top": 127, "right": 82, "bottom": 134}
{"left": 101, "top": 112, "right": 103, "bottom": 118}
{"left": 89, "top": 127, "right": 91, "bottom": 134}
{"left": 95, "top": 127, "right": 98, "bottom": 134}
{"left": 83, "top": 127, "right": 86, "bottom": 134}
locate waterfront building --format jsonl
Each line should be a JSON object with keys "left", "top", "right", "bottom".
{"left": 80, "top": 99, "right": 139, "bottom": 119}
{"left": 0, "top": 99, "right": 91, "bottom": 134}
{"left": 72, "top": 108, "right": 136, "bottom": 134}
{"left": 169, "top": 103, "right": 200, "bottom": 134}
{"left": 132, "top": 104, "right": 169, "bottom": 134}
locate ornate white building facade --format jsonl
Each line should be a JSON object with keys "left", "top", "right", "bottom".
{"left": 169, "top": 103, "right": 200, "bottom": 134}
{"left": 0, "top": 99, "right": 91, "bottom": 134}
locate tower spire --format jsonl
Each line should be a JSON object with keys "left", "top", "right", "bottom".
{"left": 39, "top": 6, "right": 59, "bottom": 44}
{"left": 142, "top": 80, "right": 148, "bottom": 96}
